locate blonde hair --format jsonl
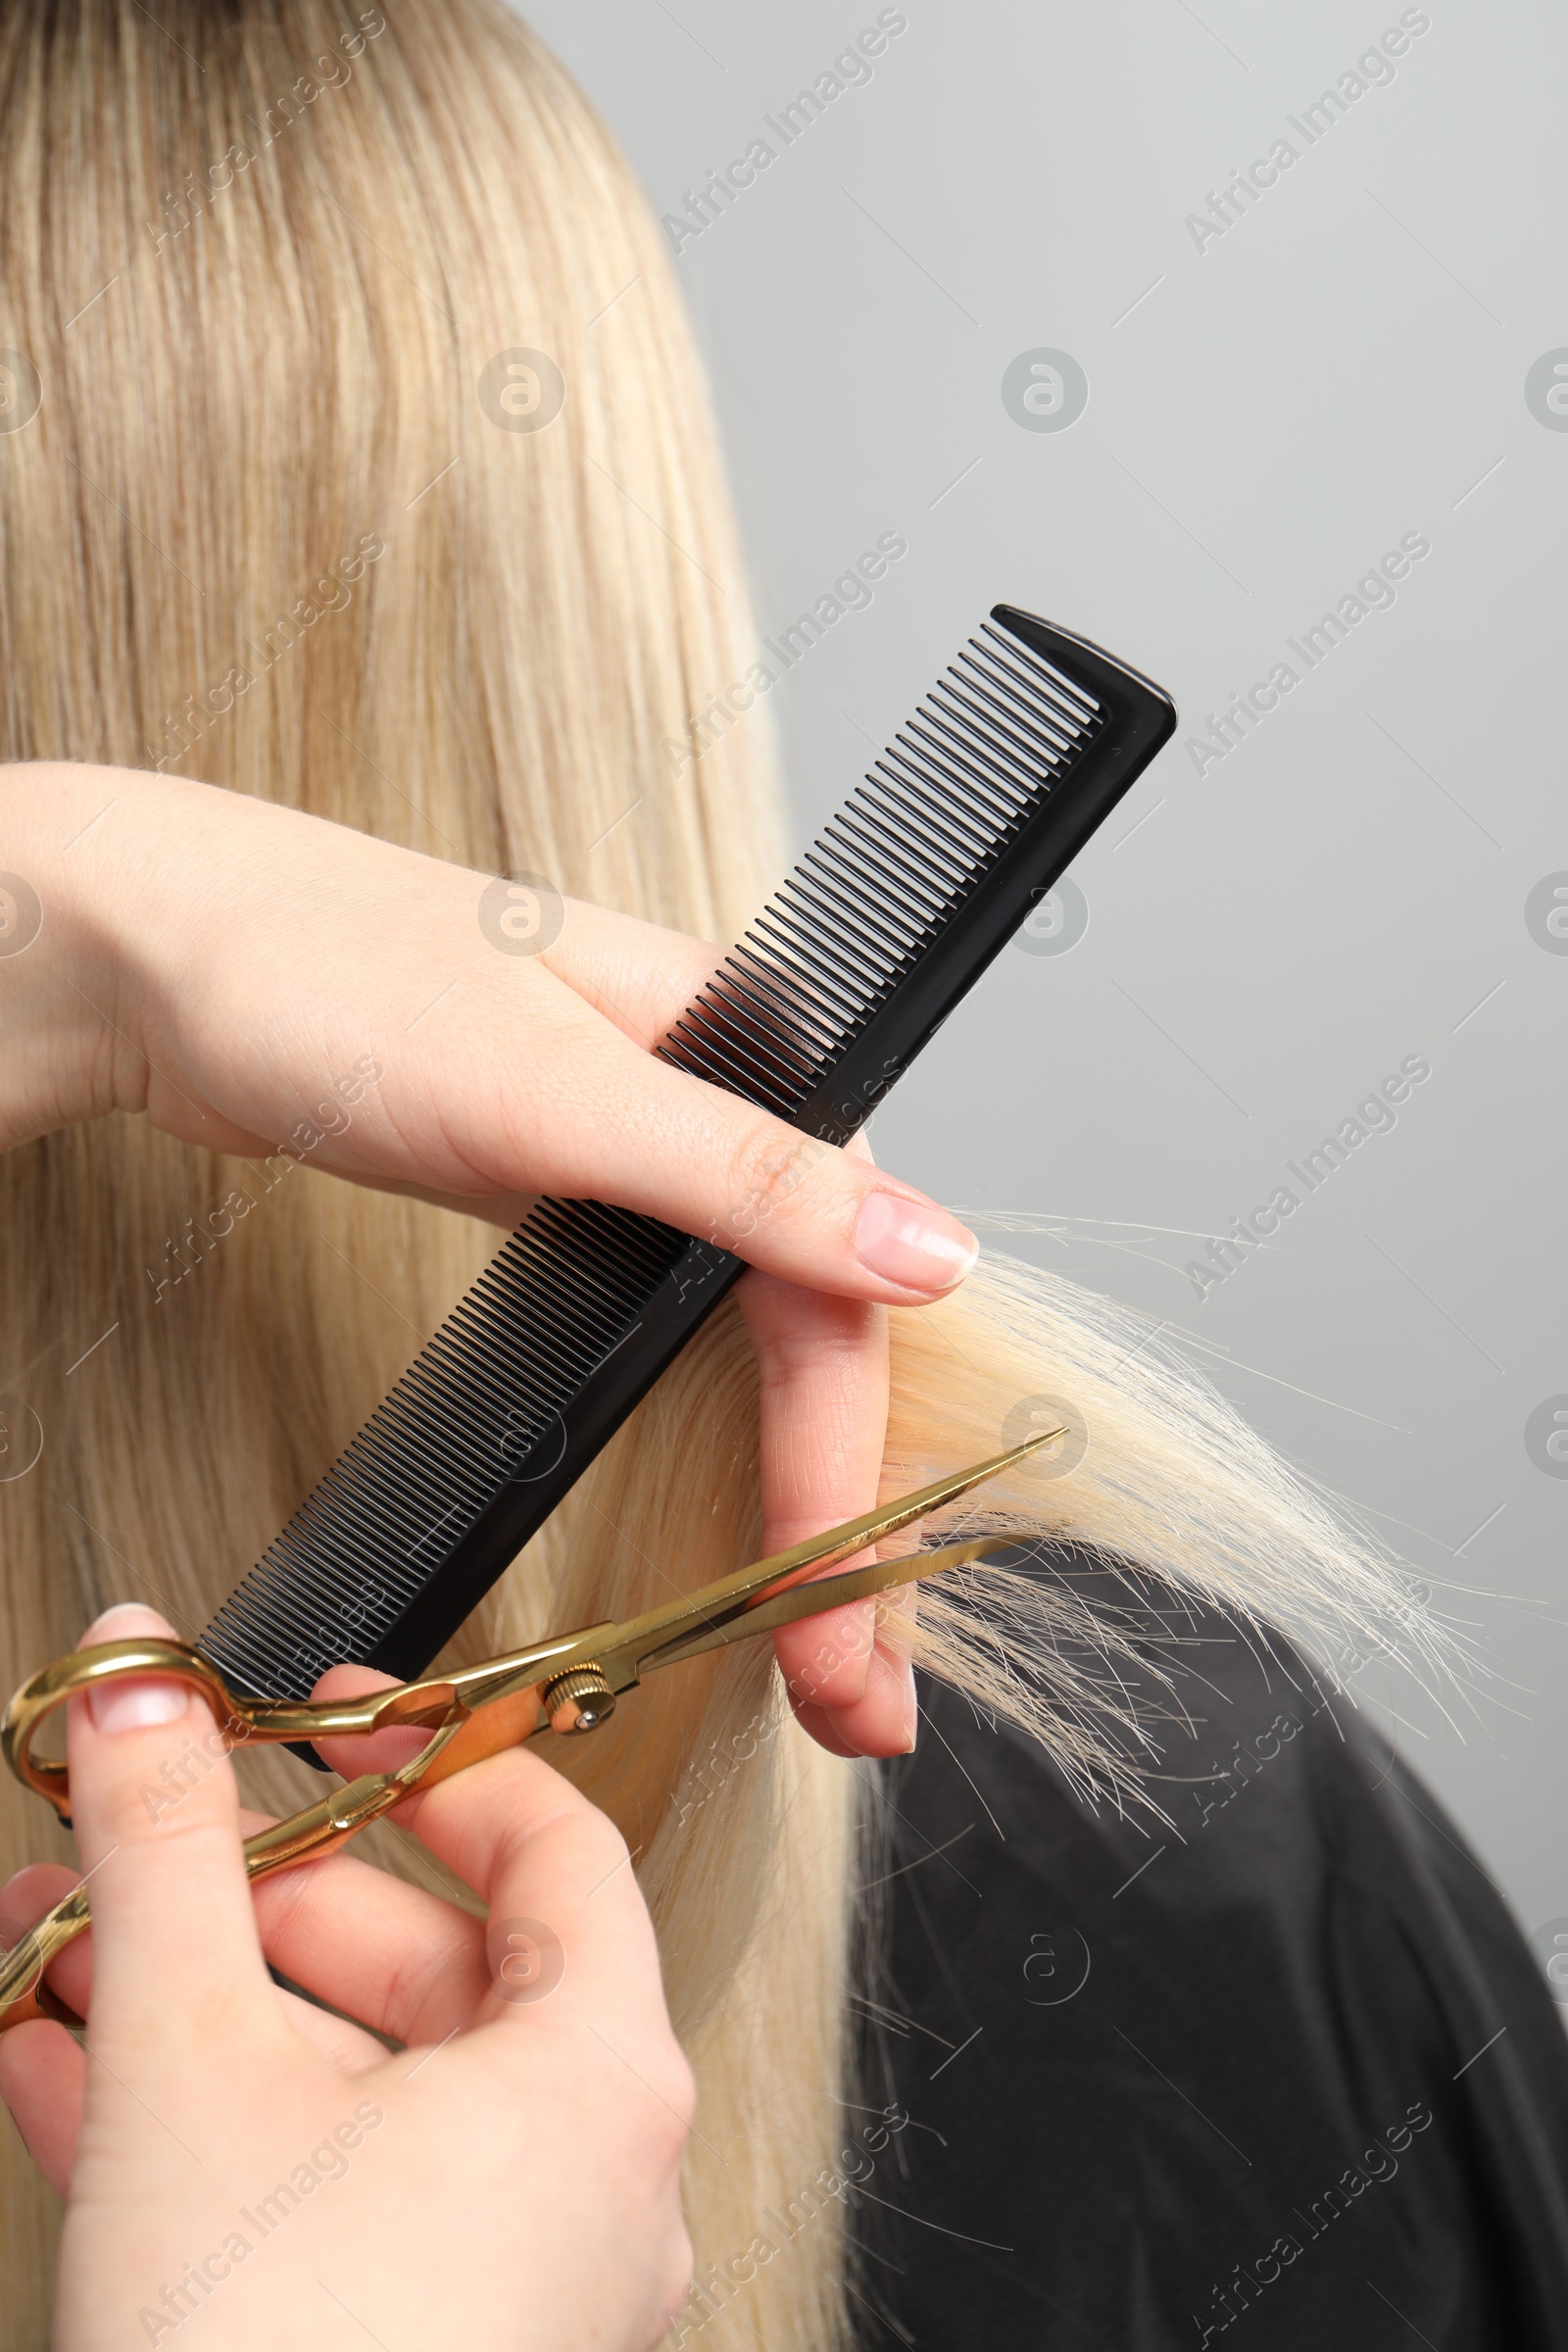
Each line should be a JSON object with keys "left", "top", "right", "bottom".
{"left": 0, "top": 3, "right": 1437, "bottom": 2340}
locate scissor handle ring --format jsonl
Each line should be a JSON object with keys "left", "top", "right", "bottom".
{"left": 1, "top": 1639, "right": 242, "bottom": 1822}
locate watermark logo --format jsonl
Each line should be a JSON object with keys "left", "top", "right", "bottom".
{"left": 669, "top": 1708, "right": 777, "bottom": 1830}
{"left": 660, "top": 12, "right": 910, "bottom": 256}
{"left": 1525, "top": 1396, "right": 1568, "bottom": 1479}
{"left": 1192, "top": 1711, "right": 1302, "bottom": 1831}
{"left": 141, "top": 13, "right": 388, "bottom": 263}
{"left": 143, "top": 531, "right": 387, "bottom": 775}
{"left": 0, "top": 872, "right": 41, "bottom": 956}
{"left": 1525, "top": 872, "right": 1568, "bottom": 952}
{"left": 1190, "top": 2094, "right": 1434, "bottom": 2343}
{"left": 1001, "top": 347, "right": 1088, "bottom": 433}
{"left": 668, "top": 2101, "right": 909, "bottom": 2343}
{"left": 145, "top": 1056, "right": 385, "bottom": 1304}
{"left": 710, "top": 1132, "right": 833, "bottom": 1251}
{"left": 0, "top": 351, "right": 41, "bottom": 435}
{"left": 0, "top": 1396, "right": 43, "bottom": 1483}
{"left": 477, "top": 870, "right": 564, "bottom": 956}
{"left": 487, "top": 1915, "right": 565, "bottom": 2005}
{"left": 136, "top": 2099, "right": 385, "bottom": 2340}
{"left": 1183, "top": 16, "right": 1434, "bottom": 260}
{"left": 477, "top": 348, "right": 565, "bottom": 434}
{"left": 1185, "top": 1053, "right": 1432, "bottom": 1303}
{"left": 1525, "top": 350, "right": 1568, "bottom": 431}
{"left": 664, "top": 530, "right": 909, "bottom": 776}
{"left": 1001, "top": 1394, "right": 1089, "bottom": 1480}
{"left": 1186, "top": 532, "right": 1432, "bottom": 778}
{"left": 140, "top": 1719, "right": 255, "bottom": 1824}
{"left": 498, "top": 1405, "right": 567, "bottom": 1482}
{"left": 1531, "top": 1919, "right": 1568, "bottom": 2004}
{"left": 1015, "top": 876, "right": 1088, "bottom": 956}
{"left": 1021, "top": 1926, "right": 1091, "bottom": 2005}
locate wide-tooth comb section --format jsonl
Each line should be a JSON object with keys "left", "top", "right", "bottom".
{"left": 201, "top": 611, "right": 1173, "bottom": 1701}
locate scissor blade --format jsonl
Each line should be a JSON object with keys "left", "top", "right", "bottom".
{"left": 598, "top": 1426, "right": 1064, "bottom": 1685}
{"left": 635, "top": 1535, "right": 1020, "bottom": 1675}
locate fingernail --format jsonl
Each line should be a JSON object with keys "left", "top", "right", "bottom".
{"left": 88, "top": 1678, "right": 188, "bottom": 1735}
{"left": 853, "top": 1192, "right": 978, "bottom": 1294}
{"left": 81, "top": 1601, "right": 167, "bottom": 1645}
{"left": 899, "top": 1659, "right": 918, "bottom": 1753}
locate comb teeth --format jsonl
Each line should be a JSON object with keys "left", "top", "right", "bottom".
{"left": 662, "top": 624, "right": 1101, "bottom": 1112}
{"left": 200, "top": 611, "right": 1168, "bottom": 1702}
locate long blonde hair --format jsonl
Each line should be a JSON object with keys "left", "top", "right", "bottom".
{"left": 0, "top": 4, "right": 1436, "bottom": 2340}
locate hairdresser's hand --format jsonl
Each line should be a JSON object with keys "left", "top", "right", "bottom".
{"left": 0, "top": 1604, "right": 694, "bottom": 2352}
{"left": 4, "top": 765, "right": 957, "bottom": 1755}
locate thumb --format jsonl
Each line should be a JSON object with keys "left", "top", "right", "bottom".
{"left": 64, "top": 1603, "right": 273, "bottom": 2059}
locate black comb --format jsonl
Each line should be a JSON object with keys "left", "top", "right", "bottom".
{"left": 201, "top": 610, "right": 1175, "bottom": 1705}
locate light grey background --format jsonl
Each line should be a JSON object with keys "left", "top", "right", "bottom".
{"left": 517, "top": 0, "right": 1567, "bottom": 1938}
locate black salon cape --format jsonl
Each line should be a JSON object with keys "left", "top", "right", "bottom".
{"left": 851, "top": 1557, "right": 1568, "bottom": 2350}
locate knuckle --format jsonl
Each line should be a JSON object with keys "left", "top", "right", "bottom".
{"left": 649, "top": 2042, "right": 698, "bottom": 2153}
{"left": 723, "top": 1122, "right": 832, "bottom": 1241}
{"left": 583, "top": 1817, "right": 633, "bottom": 1886}
{"left": 91, "top": 1752, "right": 233, "bottom": 1848}
{"left": 384, "top": 1925, "right": 475, "bottom": 2041}
{"left": 610, "top": 2030, "right": 695, "bottom": 2166}
{"left": 662, "top": 2041, "right": 698, "bottom": 2132}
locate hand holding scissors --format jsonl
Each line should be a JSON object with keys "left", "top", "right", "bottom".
{"left": 0, "top": 1430, "right": 1055, "bottom": 2034}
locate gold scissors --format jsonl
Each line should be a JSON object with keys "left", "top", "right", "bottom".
{"left": 0, "top": 1428, "right": 1058, "bottom": 2034}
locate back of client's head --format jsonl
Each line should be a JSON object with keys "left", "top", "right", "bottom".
{"left": 0, "top": 3, "right": 1439, "bottom": 2339}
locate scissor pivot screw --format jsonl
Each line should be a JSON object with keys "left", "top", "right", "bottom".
{"left": 542, "top": 1667, "right": 615, "bottom": 1736}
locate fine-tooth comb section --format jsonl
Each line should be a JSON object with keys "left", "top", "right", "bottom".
{"left": 200, "top": 610, "right": 1175, "bottom": 1703}
{"left": 662, "top": 622, "right": 1102, "bottom": 1112}
{"left": 202, "top": 1198, "right": 696, "bottom": 1697}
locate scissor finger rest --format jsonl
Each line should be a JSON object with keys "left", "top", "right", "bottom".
{"left": 0, "top": 1634, "right": 554, "bottom": 1827}
{"left": 3, "top": 1638, "right": 236, "bottom": 1820}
